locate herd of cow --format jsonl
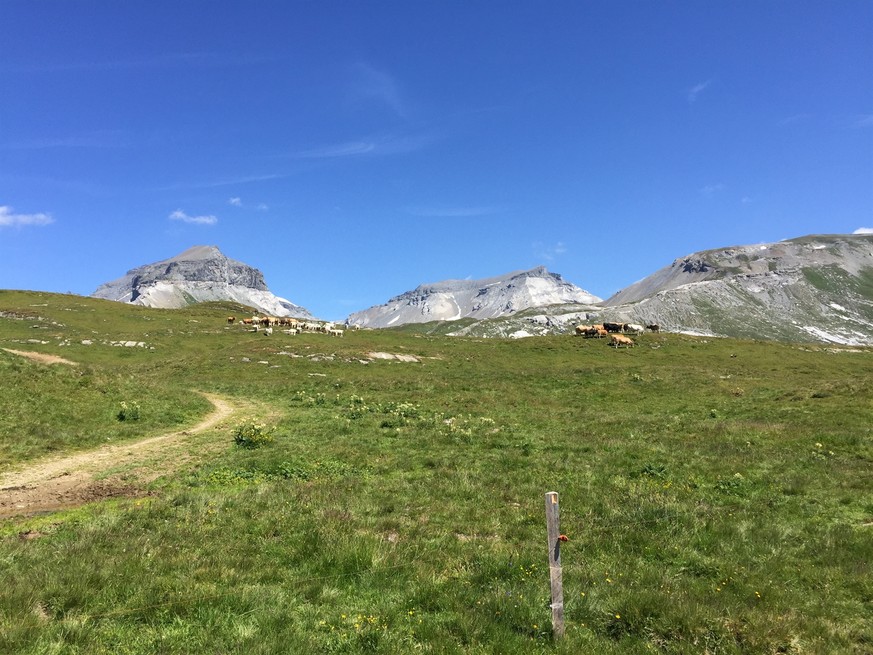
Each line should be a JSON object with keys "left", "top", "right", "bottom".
{"left": 574, "top": 322, "right": 660, "bottom": 348}
{"left": 226, "top": 315, "right": 346, "bottom": 337}
{"left": 225, "top": 314, "right": 658, "bottom": 348}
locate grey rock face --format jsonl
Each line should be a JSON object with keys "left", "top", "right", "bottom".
{"left": 596, "top": 234, "right": 873, "bottom": 344}
{"left": 92, "top": 245, "right": 314, "bottom": 319}
{"left": 447, "top": 234, "right": 873, "bottom": 345}
{"left": 604, "top": 235, "right": 873, "bottom": 307}
{"left": 347, "top": 266, "right": 602, "bottom": 328}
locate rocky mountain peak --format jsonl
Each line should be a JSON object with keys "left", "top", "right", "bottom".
{"left": 407, "top": 234, "right": 873, "bottom": 344}
{"left": 92, "top": 246, "right": 313, "bottom": 318}
{"left": 593, "top": 233, "right": 873, "bottom": 344}
{"left": 165, "top": 245, "right": 223, "bottom": 262}
{"left": 348, "top": 266, "right": 601, "bottom": 328}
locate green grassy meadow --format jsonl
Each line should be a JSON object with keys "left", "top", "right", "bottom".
{"left": 1, "top": 290, "right": 872, "bottom": 653}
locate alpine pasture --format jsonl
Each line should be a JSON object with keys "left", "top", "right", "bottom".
{"left": 1, "top": 290, "right": 871, "bottom": 654}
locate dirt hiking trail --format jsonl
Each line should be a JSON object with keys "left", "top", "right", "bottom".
{"left": 0, "top": 393, "right": 255, "bottom": 519}
{"left": 2, "top": 348, "right": 79, "bottom": 366}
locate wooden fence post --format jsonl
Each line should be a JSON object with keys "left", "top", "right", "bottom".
{"left": 544, "top": 491, "right": 565, "bottom": 639}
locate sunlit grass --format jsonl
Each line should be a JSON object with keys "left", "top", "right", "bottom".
{"left": 1, "top": 290, "right": 871, "bottom": 653}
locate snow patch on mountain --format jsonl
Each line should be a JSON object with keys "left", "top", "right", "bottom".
{"left": 424, "top": 234, "right": 873, "bottom": 346}
{"left": 92, "top": 245, "right": 313, "bottom": 318}
{"left": 348, "top": 266, "right": 601, "bottom": 328}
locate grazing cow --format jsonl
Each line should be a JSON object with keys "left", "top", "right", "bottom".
{"left": 575, "top": 324, "right": 593, "bottom": 336}
{"left": 242, "top": 318, "right": 253, "bottom": 326}
{"left": 609, "top": 334, "right": 635, "bottom": 348}
{"left": 583, "top": 326, "right": 608, "bottom": 338}
{"left": 227, "top": 316, "right": 235, "bottom": 325}
{"left": 328, "top": 328, "right": 344, "bottom": 337}
{"left": 625, "top": 323, "right": 645, "bottom": 335}
{"left": 647, "top": 324, "right": 660, "bottom": 333}
{"left": 603, "top": 322, "right": 625, "bottom": 333}
{"left": 263, "top": 327, "right": 273, "bottom": 336}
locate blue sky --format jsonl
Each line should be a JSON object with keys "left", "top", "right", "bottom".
{"left": 2, "top": 1, "right": 871, "bottom": 320}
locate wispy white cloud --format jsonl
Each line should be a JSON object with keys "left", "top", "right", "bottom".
{"left": 741, "top": 196, "right": 753, "bottom": 204}
{"left": 162, "top": 172, "right": 287, "bottom": 190}
{"left": 292, "top": 141, "right": 377, "bottom": 159}
{"left": 687, "top": 79, "right": 712, "bottom": 103}
{"left": 290, "top": 132, "right": 434, "bottom": 160}
{"left": 533, "top": 241, "right": 568, "bottom": 263}
{"left": 350, "top": 62, "right": 407, "bottom": 119}
{"left": 170, "top": 133, "right": 433, "bottom": 192}
{"left": 778, "top": 113, "right": 812, "bottom": 126}
{"left": 853, "top": 114, "right": 873, "bottom": 128}
{"left": 700, "top": 183, "right": 726, "bottom": 196}
{"left": 853, "top": 227, "right": 873, "bottom": 235}
{"left": 227, "top": 196, "right": 268, "bottom": 212}
{"left": 0, "top": 205, "right": 53, "bottom": 227}
{"left": 169, "top": 209, "right": 217, "bottom": 226}
{"left": 407, "top": 206, "right": 498, "bottom": 218}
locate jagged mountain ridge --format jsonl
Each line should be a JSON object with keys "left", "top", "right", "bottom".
{"left": 597, "top": 234, "right": 873, "bottom": 344}
{"left": 88, "top": 235, "right": 873, "bottom": 345}
{"left": 347, "top": 266, "right": 601, "bottom": 328}
{"left": 431, "top": 234, "right": 873, "bottom": 345}
{"left": 605, "top": 234, "right": 873, "bottom": 306}
{"left": 92, "top": 245, "right": 314, "bottom": 319}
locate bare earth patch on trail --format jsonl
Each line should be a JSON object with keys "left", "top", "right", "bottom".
{"left": 0, "top": 393, "right": 265, "bottom": 519}
{"left": 2, "top": 348, "right": 79, "bottom": 366}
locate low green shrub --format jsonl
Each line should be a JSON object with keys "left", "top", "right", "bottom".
{"left": 116, "top": 401, "right": 141, "bottom": 421}
{"left": 232, "top": 422, "right": 274, "bottom": 449}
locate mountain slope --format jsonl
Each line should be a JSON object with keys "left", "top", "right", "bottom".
{"left": 92, "top": 245, "right": 314, "bottom": 318}
{"left": 347, "top": 266, "right": 601, "bottom": 328}
{"left": 414, "top": 234, "right": 873, "bottom": 345}
{"left": 598, "top": 234, "right": 873, "bottom": 344}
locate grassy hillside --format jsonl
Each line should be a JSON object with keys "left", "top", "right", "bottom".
{"left": 1, "top": 290, "right": 872, "bottom": 653}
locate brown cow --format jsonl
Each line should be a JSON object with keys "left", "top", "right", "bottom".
{"left": 227, "top": 316, "right": 235, "bottom": 324}
{"left": 609, "top": 334, "right": 635, "bottom": 348}
{"left": 575, "top": 324, "right": 593, "bottom": 336}
{"left": 584, "top": 326, "right": 608, "bottom": 338}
